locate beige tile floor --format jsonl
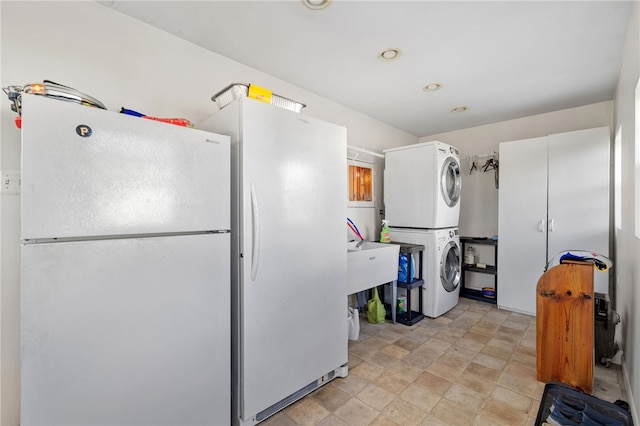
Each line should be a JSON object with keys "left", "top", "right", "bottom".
{"left": 263, "top": 297, "right": 627, "bottom": 425}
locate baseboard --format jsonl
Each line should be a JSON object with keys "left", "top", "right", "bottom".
{"left": 621, "top": 354, "right": 638, "bottom": 424}
{"left": 496, "top": 304, "right": 535, "bottom": 317}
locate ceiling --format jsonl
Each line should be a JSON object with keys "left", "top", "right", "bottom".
{"left": 99, "top": 1, "right": 633, "bottom": 137}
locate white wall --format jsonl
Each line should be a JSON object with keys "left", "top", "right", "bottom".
{"left": 0, "top": 1, "right": 417, "bottom": 423}
{"left": 613, "top": 0, "right": 639, "bottom": 422}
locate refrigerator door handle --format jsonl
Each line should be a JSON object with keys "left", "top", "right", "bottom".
{"left": 549, "top": 218, "right": 554, "bottom": 232}
{"left": 250, "top": 182, "right": 260, "bottom": 281}
{"left": 539, "top": 219, "right": 545, "bottom": 233}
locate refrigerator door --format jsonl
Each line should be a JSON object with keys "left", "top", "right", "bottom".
{"left": 21, "top": 234, "right": 230, "bottom": 426}
{"left": 238, "top": 99, "right": 347, "bottom": 420}
{"left": 21, "top": 94, "right": 230, "bottom": 240}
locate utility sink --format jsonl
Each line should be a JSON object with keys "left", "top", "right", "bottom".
{"left": 347, "top": 241, "right": 400, "bottom": 295}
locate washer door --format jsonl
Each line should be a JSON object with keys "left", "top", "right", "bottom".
{"left": 440, "top": 240, "right": 461, "bottom": 292}
{"left": 440, "top": 157, "right": 461, "bottom": 207}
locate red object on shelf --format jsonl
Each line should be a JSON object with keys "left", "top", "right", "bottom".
{"left": 15, "top": 116, "right": 22, "bottom": 129}
{"left": 141, "top": 116, "right": 193, "bottom": 127}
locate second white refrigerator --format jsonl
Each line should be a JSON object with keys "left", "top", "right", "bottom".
{"left": 201, "top": 96, "right": 348, "bottom": 425}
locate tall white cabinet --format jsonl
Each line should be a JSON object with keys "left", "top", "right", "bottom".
{"left": 497, "top": 126, "right": 610, "bottom": 315}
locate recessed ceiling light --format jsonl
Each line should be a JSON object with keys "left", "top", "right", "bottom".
{"left": 451, "top": 106, "right": 469, "bottom": 113}
{"left": 302, "top": 0, "right": 331, "bottom": 10}
{"left": 377, "top": 48, "right": 402, "bottom": 62}
{"left": 423, "top": 83, "right": 442, "bottom": 92}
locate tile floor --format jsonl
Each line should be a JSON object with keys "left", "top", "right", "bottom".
{"left": 263, "top": 297, "right": 627, "bottom": 426}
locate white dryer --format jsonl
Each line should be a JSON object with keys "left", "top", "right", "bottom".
{"left": 390, "top": 227, "right": 461, "bottom": 318}
{"left": 384, "top": 141, "right": 461, "bottom": 229}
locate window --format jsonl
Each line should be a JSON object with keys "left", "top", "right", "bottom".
{"left": 636, "top": 78, "right": 640, "bottom": 237}
{"left": 348, "top": 159, "right": 374, "bottom": 207}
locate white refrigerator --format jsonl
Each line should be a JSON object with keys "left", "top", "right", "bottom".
{"left": 200, "top": 96, "right": 348, "bottom": 425}
{"left": 20, "top": 94, "right": 231, "bottom": 425}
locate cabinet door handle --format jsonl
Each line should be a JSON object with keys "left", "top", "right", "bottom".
{"left": 250, "top": 182, "right": 260, "bottom": 281}
{"left": 549, "top": 218, "right": 555, "bottom": 232}
{"left": 539, "top": 219, "right": 545, "bottom": 233}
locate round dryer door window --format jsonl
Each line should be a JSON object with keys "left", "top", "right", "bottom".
{"left": 440, "top": 240, "right": 461, "bottom": 292}
{"left": 440, "top": 157, "right": 461, "bottom": 207}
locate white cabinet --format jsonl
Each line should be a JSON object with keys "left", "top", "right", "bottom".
{"left": 497, "top": 127, "right": 609, "bottom": 315}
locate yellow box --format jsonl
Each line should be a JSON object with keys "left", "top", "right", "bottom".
{"left": 247, "top": 84, "right": 272, "bottom": 104}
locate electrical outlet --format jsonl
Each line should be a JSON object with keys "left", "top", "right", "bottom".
{"left": 1, "top": 171, "right": 21, "bottom": 195}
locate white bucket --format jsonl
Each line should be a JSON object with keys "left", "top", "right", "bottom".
{"left": 348, "top": 307, "right": 360, "bottom": 341}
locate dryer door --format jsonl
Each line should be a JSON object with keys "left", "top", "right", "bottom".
{"left": 440, "top": 240, "right": 461, "bottom": 292}
{"left": 440, "top": 157, "right": 461, "bottom": 207}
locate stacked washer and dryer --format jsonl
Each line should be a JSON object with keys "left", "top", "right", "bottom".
{"left": 383, "top": 141, "right": 462, "bottom": 318}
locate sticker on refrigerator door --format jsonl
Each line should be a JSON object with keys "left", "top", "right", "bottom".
{"left": 76, "top": 125, "right": 92, "bottom": 137}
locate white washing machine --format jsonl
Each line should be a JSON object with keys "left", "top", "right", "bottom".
{"left": 383, "top": 141, "right": 461, "bottom": 229}
{"left": 390, "top": 227, "right": 461, "bottom": 318}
